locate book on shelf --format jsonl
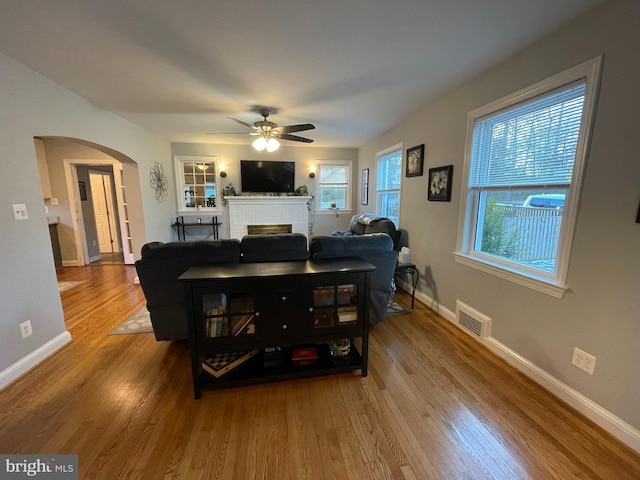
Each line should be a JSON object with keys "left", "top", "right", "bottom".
{"left": 231, "top": 314, "right": 254, "bottom": 336}
{"left": 338, "top": 306, "right": 358, "bottom": 323}
{"left": 205, "top": 306, "right": 228, "bottom": 337}
{"left": 292, "top": 347, "right": 318, "bottom": 362}
{"left": 202, "top": 349, "right": 259, "bottom": 378}
{"left": 292, "top": 347, "right": 318, "bottom": 369}
{"left": 230, "top": 297, "right": 253, "bottom": 313}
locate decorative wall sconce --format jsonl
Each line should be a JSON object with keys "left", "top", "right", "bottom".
{"left": 309, "top": 165, "right": 316, "bottom": 178}
{"left": 219, "top": 163, "right": 227, "bottom": 177}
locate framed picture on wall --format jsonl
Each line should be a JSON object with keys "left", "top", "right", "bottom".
{"left": 361, "top": 168, "right": 369, "bottom": 205}
{"left": 428, "top": 165, "right": 453, "bottom": 202}
{"left": 406, "top": 144, "right": 424, "bottom": 177}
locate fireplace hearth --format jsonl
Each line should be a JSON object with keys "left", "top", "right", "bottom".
{"left": 247, "top": 224, "right": 292, "bottom": 235}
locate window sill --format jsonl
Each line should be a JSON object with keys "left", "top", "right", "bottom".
{"left": 453, "top": 252, "right": 568, "bottom": 299}
{"left": 315, "top": 209, "right": 353, "bottom": 215}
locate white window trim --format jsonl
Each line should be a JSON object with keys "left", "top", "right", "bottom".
{"left": 174, "top": 155, "right": 223, "bottom": 215}
{"left": 375, "top": 142, "right": 403, "bottom": 225}
{"left": 314, "top": 159, "right": 353, "bottom": 214}
{"left": 454, "top": 57, "right": 602, "bottom": 299}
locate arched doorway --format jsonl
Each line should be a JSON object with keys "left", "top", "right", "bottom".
{"left": 35, "top": 137, "right": 144, "bottom": 266}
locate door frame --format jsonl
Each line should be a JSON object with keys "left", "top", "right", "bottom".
{"left": 64, "top": 159, "right": 134, "bottom": 265}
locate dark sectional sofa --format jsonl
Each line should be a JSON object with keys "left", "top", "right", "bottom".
{"left": 135, "top": 232, "right": 396, "bottom": 341}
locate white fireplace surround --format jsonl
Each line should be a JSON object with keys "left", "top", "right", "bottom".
{"left": 226, "top": 196, "right": 312, "bottom": 240}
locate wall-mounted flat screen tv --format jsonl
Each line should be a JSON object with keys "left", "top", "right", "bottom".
{"left": 240, "top": 160, "right": 295, "bottom": 193}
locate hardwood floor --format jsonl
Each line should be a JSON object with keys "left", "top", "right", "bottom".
{"left": 1, "top": 264, "right": 639, "bottom": 479}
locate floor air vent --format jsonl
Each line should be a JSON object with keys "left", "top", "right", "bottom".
{"left": 455, "top": 301, "right": 491, "bottom": 339}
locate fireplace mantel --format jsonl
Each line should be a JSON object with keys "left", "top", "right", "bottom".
{"left": 226, "top": 196, "right": 312, "bottom": 240}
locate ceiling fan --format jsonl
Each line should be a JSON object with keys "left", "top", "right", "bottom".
{"left": 208, "top": 108, "right": 315, "bottom": 152}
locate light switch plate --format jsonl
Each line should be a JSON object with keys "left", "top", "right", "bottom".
{"left": 12, "top": 204, "right": 28, "bottom": 220}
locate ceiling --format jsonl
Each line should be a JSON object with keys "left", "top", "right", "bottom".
{"left": 0, "top": 0, "right": 604, "bottom": 148}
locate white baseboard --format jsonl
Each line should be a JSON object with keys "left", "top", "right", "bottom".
{"left": 62, "top": 260, "right": 79, "bottom": 267}
{"left": 401, "top": 285, "right": 640, "bottom": 454}
{"left": 483, "top": 337, "right": 640, "bottom": 453}
{"left": 0, "top": 331, "right": 72, "bottom": 391}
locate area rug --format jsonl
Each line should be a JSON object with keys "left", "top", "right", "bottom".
{"left": 387, "top": 297, "right": 409, "bottom": 315}
{"left": 109, "top": 307, "right": 154, "bottom": 335}
{"left": 58, "top": 280, "right": 85, "bottom": 293}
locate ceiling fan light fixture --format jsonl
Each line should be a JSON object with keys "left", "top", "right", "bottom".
{"left": 266, "top": 137, "right": 280, "bottom": 152}
{"left": 218, "top": 110, "right": 314, "bottom": 149}
{"left": 252, "top": 136, "right": 267, "bottom": 151}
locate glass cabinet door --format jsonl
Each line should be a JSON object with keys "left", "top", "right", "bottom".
{"left": 201, "top": 292, "right": 256, "bottom": 340}
{"left": 311, "top": 283, "right": 359, "bottom": 331}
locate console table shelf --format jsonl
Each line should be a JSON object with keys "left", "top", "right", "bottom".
{"left": 180, "top": 258, "right": 374, "bottom": 398}
{"left": 196, "top": 342, "right": 363, "bottom": 391}
{"left": 172, "top": 216, "right": 221, "bottom": 241}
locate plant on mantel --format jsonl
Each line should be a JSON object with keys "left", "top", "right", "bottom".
{"left": 295, "top": 185, "right": 315, "bottom": 236}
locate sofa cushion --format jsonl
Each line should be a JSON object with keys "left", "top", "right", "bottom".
{"left": 241, "top": 233, "right": 309, "bottom": 262}
{"left": 310, "top": 232, "right": 393, "bottom": 258}
{"left": 141, "top": 240, "right": 241, "bottom": 262}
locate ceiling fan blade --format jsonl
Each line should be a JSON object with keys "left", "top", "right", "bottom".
{"left": 206, "top": 132, "right": 252, "bottom": 135}
{"left": 228, "top": 117, "right": 257, "bottom": 130}
{"left": 276, "top": 124, "right": 315, "bottom": 134}
{"left": 278, "top": 133, "right": 314, "bottom": 143}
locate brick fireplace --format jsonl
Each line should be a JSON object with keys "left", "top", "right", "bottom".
{"left": 226, "top": 196, "right": 311, "bottom": 240}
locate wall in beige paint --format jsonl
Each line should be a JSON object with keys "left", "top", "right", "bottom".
{"left": 0, "top": 51, "right": 171, "bottom": 379}
{"left": 171, "top": 143, "right": 359, "bottom": 237}
{"left": 358, "top": 0, "right": 640, "bottom": 430}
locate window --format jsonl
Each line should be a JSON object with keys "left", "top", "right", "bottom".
{"left": 316, "top": 160, "right": 352, "bottom": 212}
{"left": 455, "top": 58, "right": 601, "bottom": 298}
{"left": 376, "top": 144, "right": 402, "bottom": 226}
{"left": 174, "top": 156, "right": 220, "bottom": 213}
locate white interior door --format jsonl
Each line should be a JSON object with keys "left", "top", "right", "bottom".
{"left": 90, "top": 172, "right": 118, "bottom": 254}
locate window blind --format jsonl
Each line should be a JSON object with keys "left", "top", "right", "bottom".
{"left": 319, "top": 165, "right": 348, "bottom": 184}
{"left": 469, "top": 82, "right": 586, "bottom": 188}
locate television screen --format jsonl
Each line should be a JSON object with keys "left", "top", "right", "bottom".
{"left": 240, "top": 160, "right": 295, "bottom": 193}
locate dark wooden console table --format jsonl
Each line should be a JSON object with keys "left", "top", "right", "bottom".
{"left": 172, "top": 216, "right": 221, "bottom": 241}
{"left": 180, "top": 258, "right": 374, "bottom": 398}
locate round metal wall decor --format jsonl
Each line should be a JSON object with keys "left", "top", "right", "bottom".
{"left": 150, "top": 161, "right": 168, "bottom": 202}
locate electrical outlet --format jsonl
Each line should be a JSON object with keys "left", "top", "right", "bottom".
{"left": 20, "top": 320, "right": 33, "bottom": 339}
{"left": 572, "top": 347, "right": 596, "bottom": 375}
